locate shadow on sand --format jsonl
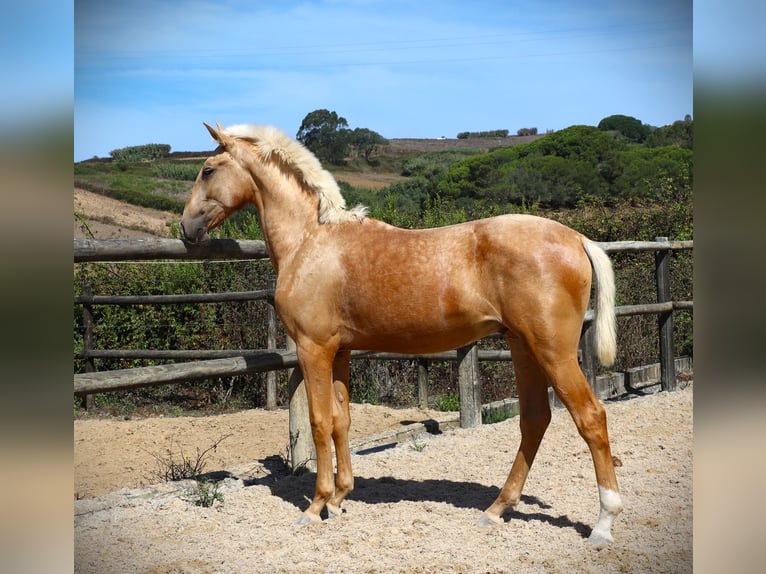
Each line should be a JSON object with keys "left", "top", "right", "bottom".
{"left": 245, "top": 455, "right": 592, "bottom": 539}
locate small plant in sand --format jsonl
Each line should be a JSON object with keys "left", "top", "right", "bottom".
{"left": 409, "top": 435, "right": 427, "bottom": 452}
{"left": 145, "top": 433, "right": 232, "bottom": 482}
{"left": 185, "top": 479, "right": 225, "bottom": 508}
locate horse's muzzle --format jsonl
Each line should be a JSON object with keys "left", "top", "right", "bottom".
{"left": 180, "top": 215, "right": 210, "bottom": 244}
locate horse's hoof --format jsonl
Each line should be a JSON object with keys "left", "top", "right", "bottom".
{"left": 476, "top": 513, "right": 503, "bottom": 528}
{"left": 587, "top": 529, "right": 614, "bottom": 546}
{"left": 295, "top": 513, "right": 321, "bottom": 527}
{"left": 326, "top": 505, "right": 342, "bottom": 519}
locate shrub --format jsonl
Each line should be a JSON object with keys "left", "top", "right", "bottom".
{"left": 434, "top": 393, "right": 460, "bottom": 412}
{"left": 153, "top": 161, "right": 203, "bottom": 181}
{"left": 110, "top": 143, "right": 171, "bottom": 161}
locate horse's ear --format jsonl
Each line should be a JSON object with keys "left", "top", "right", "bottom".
{"left": 203, "top": 122, "right": 223, "bottom": 143}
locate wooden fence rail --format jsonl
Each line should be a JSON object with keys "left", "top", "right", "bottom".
{"left": 73, "top": 237, "right": 269, "bottom": 262}
{"left": 74, "top": 237, "right": 692, "bottom": 465}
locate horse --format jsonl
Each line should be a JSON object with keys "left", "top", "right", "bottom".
{"left": 181, "top": 122, "right": 623, "bottom": 544}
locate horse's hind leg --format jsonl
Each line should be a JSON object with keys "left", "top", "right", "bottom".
{"left": 478, "top": 336, "right": 552, "bottom": 526}
{"left": 326, "top": 350, "right": 353, "bottom": 518}
{"left": 542, "top": 354, "right": 623, "bottom": 544}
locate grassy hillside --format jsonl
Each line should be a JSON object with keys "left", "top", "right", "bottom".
{"left": 74, "top": 134, "right": 542, "bottom": 209}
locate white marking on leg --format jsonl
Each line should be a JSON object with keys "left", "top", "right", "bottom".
{"left": 589, "top": 486, "right": 623, "bottom": 544}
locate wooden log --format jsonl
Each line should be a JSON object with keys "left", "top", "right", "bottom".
{"left": 74, "top": 351, "right": 298, "bottom": 394}
{"left": 584, "top": 301, "right": 675, "bottom": 322}
{"left": 74, "top": 290, "right": 272, "bottom": 306}
{"left": 285, "top": 337, "right": 316, "bottom": 473}
{"left": 349, "top": 350, "right": 511, "bottom": 361}
{"left": 266, "top": 278, "right": 278, "bottom": 410}
{"left": 597, "top": 239, "right": 693, "bottom": 253}
{"left": 76, "top": 348, "right": 515, "bottom": 365}
{"left": 77, "top": 349, "right": 282, "bottom": 360}
{"left": 655, "top": 237, "right": 676, "bottom": 391}
{"left": 457, "top": 344, "right": 482, "bottom": 428}
{"left": 81, "top": 284, "right": 95, "bottom": 410}
{"left": 74, "top": 238, "right": 269, "bottom": 263}
{"left": 77, "top": 347, "right": 515, "bottom": 362}
{"left": 417, "top": 359, "right": 429, "bottom": 409}
{"left": 73, "top": 237, "right": 691, "bottom": 263}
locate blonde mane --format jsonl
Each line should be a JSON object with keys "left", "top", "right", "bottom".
{"left": 222, "top": 124, "right": 367, "bottom": 224}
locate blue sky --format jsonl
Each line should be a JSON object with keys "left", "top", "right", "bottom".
{"left": 74, "top": 0, "right": 693, "bottom": 161}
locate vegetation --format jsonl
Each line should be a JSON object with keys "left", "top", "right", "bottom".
{"left": 143, "top": 433, "right": 231, "bottom": 508}
{"left": 74, "top": 158, "right": 194, "bottom": 212}
{"left": 438, "top": 124, "right": 692, "bottom": 211}
{"left": 457, "top": 129, "right": 509, "bottom": 139}
{"left": 408, "top": 436, "right": 427, "bottom": 452}
{"left": 146, "top": 434, "right": 231, "bottom": 482}
{"left": 348, "top": 127, "right": 389, "bottom": 162}
{"left": 481, "top": 406, "right": 515, "bottom": 425}
{"left": 597, "top": 114, "right": 650, "bottom": 143}
{"left": 185, "top": 479, "right": 225, "bottom": 508}
{"left": 110, "top": 143, "right": 171, "bottom": 162}
{"left": 434, "top": 393, "right": 461, "bottom": 412}
{"left": 296, "top": 109, "right": 388, "bottom": 165}
{"left": 516, "top": 127, "right": 539, "bottom": 136}
{"left": 74, "top": 112, "right": 693, "bottom": 417}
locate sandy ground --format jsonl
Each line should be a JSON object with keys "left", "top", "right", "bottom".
{"left": 74, "top": 188, "right": 177, "bottom": 239}
{"left": 74, "top": 384, "right": 692, "bottom": 573}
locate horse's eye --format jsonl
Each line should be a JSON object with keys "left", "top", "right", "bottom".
{"left": 202, "top": 166, "right": 215, "bottom": 178}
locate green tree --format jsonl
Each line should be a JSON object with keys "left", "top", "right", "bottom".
{"left": 597, "top": 114, "right": 650, "bottom": 143}
{"left": 645, "top": 115, "right": 693, "bottom": 149}
{"left": 348, "top": 127, "right": 388, "bottom": 162}
{"left": 516, "top": 127, "right": 538, "bottom": 136}
{"left": 296, "top": 109, "right": 350, "bottom": 164}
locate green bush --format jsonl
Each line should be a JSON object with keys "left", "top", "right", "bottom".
{"left": 434, "top": 393, "right": 460, "bottom": 412}
{"left": 110, "top": 143, "right": 171, "bottom": 161}
{"left": 153, "top": 161, "right": 204, "bottom": 181}
{"left": 457, "top": 129, "right": 509, "bottom": 139}
{"left": 437, "top": 123, "right": 692, "bottom": 210}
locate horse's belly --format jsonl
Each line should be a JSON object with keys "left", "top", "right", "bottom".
{"left": 341, "top": 312, "right": 503, "bottom": 354}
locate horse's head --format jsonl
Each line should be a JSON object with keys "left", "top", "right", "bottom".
{"left": 180, "top": 123, "right": 257, "bottom": 244}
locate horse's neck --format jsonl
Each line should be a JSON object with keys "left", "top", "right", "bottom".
{"left": 245, "top": 157, "right": 320, "bottom": 269}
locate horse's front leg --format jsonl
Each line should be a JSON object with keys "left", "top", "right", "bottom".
{"left": 295, "top": 342, "right": 339, "bottom": 525}
{"left": 326, "top": 351, "right": 353, "bottom": 518}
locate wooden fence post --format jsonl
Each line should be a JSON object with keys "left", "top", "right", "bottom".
{"left": 81, "top": 284, "right": 95, "bottom": 410}
{"left": 265, "top": 278, "right": 277, "bottom": 410}
{"left": 654, "top": 237, "right": 676, "bottom": 391}
{"left": 286, "top": 336, "right": 316, "bottom": 472}
{"left": 457, "top": 343, "right": 482, "bottom": 428}
{"left": 417, "top": 359, "right": 429, "bottom": 409}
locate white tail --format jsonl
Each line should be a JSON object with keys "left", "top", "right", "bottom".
{"left": 582, "top": 239, "right": 617, "bottom": 367}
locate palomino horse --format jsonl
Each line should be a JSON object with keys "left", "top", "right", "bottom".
{"left": 181, "top": 123, "right": 623, "bottom": 544}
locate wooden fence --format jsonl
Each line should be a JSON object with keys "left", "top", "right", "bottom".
{"left": 74, "top": 237, "right": 692, "bottom": 467}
